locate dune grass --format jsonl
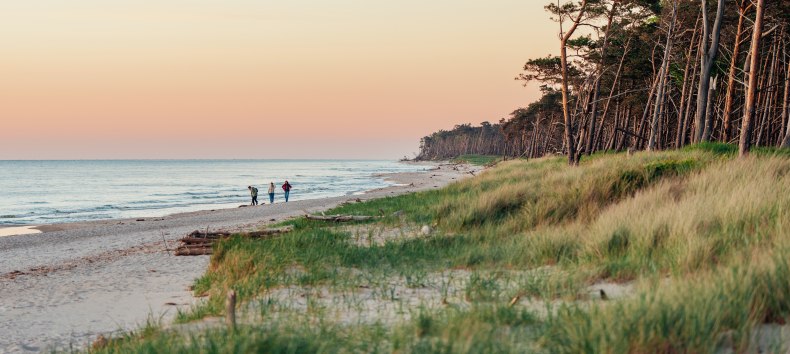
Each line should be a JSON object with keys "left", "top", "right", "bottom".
{"left": 94, "top": 143, "right": 790, "bottom": 353}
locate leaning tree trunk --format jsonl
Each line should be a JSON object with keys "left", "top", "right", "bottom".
{"left": 703, "top": 75, "right": 718, "bottom": 141}
{"left": 638, "top": 42, "right": 662, "bottom": 150}
{"left": 739, "top": 0, "right": 765, "bottom": 156}
{"left": 721, "top": 1, "right": 749, "bottom": 142}
{"left": 680, "top": 38, "right": 702, "bottom": 147}
{"left": 574, "top": 78, "right": 593, "bottom": 155}
{"left": 635, "top": 77, "right": 659, "bottom": 150}
{"left": 780, "top": 46, "right": 790, "bottom": 148}
{"left": 694, "top": 0, "right": 725, "bottom": 143}
{"left": 585, "top": 3, "right": 617, "bottom": 155}
{"left": 647, "top": 2, "right": 677, "bottom": 152}
{"left": 594, "top": 36, "right": 631, "bottom": 151}
{"left": 559, "top": 0, "right": 588, "bottom": 165}
{"left": 676, "top": 15, "right": 701, "bottom": 148}
{"left": 756, "top": 36, "right": 780, "bottom": 147}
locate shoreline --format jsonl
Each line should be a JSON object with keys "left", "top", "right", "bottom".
{"left": 0, "top": 196, "right": 397, "bottom": 240}
{"left": 0, "top": 160, "right": 442, "bottom": 239}
{"left": 0, "top": 161, "right": 480, "bottom": 353}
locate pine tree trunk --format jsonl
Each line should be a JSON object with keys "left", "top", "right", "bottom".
{"left": 721, "top": 2, "right": 748, "bottom": 142}
{"left": 681, "top": 40, "right": 702, "bottom": 147}
{"left": 559, "top": 0, "right": 588, "bottom": 165}
{"left": 702, "top": 76, "right": 718, "bottom": 141}
{"left": 780, "top": 48, "right": 790, "bottom": 148}
{"left": 675, "top": 15, "right": 701, "bottom": 148}
{"left": 585, "top": 4, "right": 617, "bottom": 155}
{"left": 694, "top": 0, "right": 725, "bottom": 143}
{"left": 739, "top": 0, "right": 765, "bottom": 156}
{"left": 756, "top": 36, "right": 780, "bottom": 147}
{"left": 647, "top": 3, "right": 677, "bottom": 151}
{"left": 594, "top": 37, "right": 631, "bottom": 152}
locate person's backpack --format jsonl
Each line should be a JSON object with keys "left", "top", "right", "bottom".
{"left": 252, "top": 187, "right": 258, "bottom": 194}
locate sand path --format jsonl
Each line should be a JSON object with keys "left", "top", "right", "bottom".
{"left": 0, "top": 163, "right": 478, "bottom": 353}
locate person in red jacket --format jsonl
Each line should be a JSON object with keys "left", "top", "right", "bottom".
{"left": 282, "top": 180, "right": 292, "bottom": 202}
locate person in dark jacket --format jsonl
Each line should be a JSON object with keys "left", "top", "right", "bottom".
{"left": 282, "top": 180, "right": 292, "bottom": 202}
{"left": 248, "top": 186, "right": 258, "bottom": 206}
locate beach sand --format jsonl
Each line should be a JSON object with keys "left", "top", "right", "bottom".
{"left": 0, "top": 226, "right": 42, "bottom": 238}
{"left": 0, "top": 162, "right": 479, "bottom": 353}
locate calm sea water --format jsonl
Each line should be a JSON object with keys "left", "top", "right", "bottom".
{"left": 0, "top": 160, "right": 425, "bottom": 226}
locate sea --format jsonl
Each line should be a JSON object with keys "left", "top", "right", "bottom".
{"left": 0, "top": 160, "right": 426, "bottom": 226}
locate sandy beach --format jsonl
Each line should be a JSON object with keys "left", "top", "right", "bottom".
{"left": 0, "top": 227, "right": 41, "bottom": 238}
{"left": 0, "top": 162, "right": 479, "bottom": 353}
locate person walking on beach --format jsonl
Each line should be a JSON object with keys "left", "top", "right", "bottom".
{"left": 282, "top": 180, "right": 292, "bottom": 202}
{"left": 248, "top": 186, "right": 259, "bottom": 206}
{"left": 267, "top": 182, "right": 276, "bottom": 204}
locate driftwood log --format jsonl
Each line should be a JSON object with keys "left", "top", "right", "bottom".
{"left": 186, "top": 226, "right": 293, "bottom": 239}
{"left": 174, "top": 225, "right": 294, "bottom": 256}
{"left": 180, "top": 237, "right": 217, "bottom": 245}
{"left": 175, "top": 246, "right": 213, "bottom": 256}
{"left": 304, "top": 214, "right": 378, "bottom": 222}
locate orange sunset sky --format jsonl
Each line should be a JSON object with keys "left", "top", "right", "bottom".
{"left": 1, "top": 1, "right": 557, "bottom": 159}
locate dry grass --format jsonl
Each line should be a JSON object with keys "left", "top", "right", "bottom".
{"left": 92, "top": 144, "right": 790, "bottom": 353}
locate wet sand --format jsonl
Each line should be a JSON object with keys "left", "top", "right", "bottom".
{"left": 0, "top": 162, "right": 479, "bottom": 353}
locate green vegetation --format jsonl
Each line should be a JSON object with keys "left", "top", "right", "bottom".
{"left": 94, "top": 144, "right": 790, "bottom": 353}
{"left": 449, "top": 155, "right": 503, "bottom": 166}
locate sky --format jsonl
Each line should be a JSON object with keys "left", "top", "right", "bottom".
{"left": 0, "top": 1, "right": 558, "bottom": 159}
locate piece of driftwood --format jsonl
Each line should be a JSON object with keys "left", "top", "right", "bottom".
{"left": 226, "top": 290, "right": 237, "bottom": 330}
{"left": 186, "top": 225, "right": 293, "bottom": 239}
{"left": 176, "top": 243, "right": 213, "bottom": 249}
{"left": 186, "top": 230, "right": 232, "bottom": 239}
{"left": 304, "top": 214, "right": 378, "bottom": 222}
{"left": 180, "top": 237, "right": 217, "bottom": 245}
{"left": 174, "top": 246, "right": 213, "bottom": 256}
{"left": 174, "top": 226, "right": 294, "bottom": 256}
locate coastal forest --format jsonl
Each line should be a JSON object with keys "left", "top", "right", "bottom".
{"left": 418, "top": 0, "right": 790, "bottom": 163}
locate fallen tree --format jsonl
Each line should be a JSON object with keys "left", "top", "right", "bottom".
{"left": 174, "top": 225, "right": 294, "bottom": 256}
{"left": 185, "top": 226, "right": 293, "bottom": 239}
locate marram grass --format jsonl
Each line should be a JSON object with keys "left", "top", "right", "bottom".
{"left": 92, "top": 143, "right": 790, "bottom": 354}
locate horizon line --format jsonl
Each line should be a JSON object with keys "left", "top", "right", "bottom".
{"left": 0, "top": 157, "right": 409, "bottom": 162}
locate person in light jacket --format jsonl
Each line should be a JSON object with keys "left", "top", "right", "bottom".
{"left": 267, "top": 182, "right": 276, "bottom": 204}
